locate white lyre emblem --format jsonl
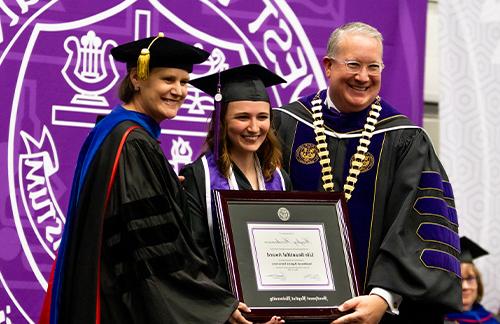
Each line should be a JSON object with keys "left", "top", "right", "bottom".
{"left": 277, "top": 207, "right": 290, "bottom": 222}
{"left": 61, "top": 30, "right": 119, "bottom": 107}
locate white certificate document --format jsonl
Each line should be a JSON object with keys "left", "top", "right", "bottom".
{"left": 247, "top": 223, "right": 334, "bottom": 291}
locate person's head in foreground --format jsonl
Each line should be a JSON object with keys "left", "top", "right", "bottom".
{"left": 459, "top": 236, "right": 488, "bottom": 311}
{"left": 111, "top": 33, "right": 209, "bottom": 122}
{"left": 190, "top": 63, "right": 286, "bottom": 180}
{"left": 322, "top": 21, "right": 384, "bottom": 113}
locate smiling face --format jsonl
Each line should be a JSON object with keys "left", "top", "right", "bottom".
{"left": 461, "top": 263, "right": 479, "bottom": 311}
{"left": 128, "top": 67, "right": 189, "bottom": 122}
{"left": 225, "top": 100, "right": 271, "bottom": 159}
{"left": 323, "top": 32, "right": 382, "bottom": 113}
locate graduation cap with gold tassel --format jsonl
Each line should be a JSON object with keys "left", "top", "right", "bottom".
{"left": 136, "top": 32, "right": 164, "bottom": 80}
{"left": 111, "top": 33, "right": 210, "bottom": 77}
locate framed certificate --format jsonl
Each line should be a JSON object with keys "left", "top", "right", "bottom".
{"left": 213, "top": 190, "right": 359, "bottom": 322}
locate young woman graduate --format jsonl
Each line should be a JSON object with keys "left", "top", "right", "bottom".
{"left": 39, "top": 34, "right": 261, "bottom": 324}
{"left": 180, "top": 64, "right": 292, "bottom": 291}
{"left": 445, "top": 237, "right": 500, "bottom": 324}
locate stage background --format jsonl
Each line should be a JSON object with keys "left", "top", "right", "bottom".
{"left": 440, "top": 0, "right": 500, "bottom": 314}
{"left": 0, "top": 0, "right": 426, "bottom": 322}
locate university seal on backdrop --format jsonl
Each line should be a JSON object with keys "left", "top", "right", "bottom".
{"left": 295, "top": 143, "right": 319, "bottom": 164}
{"left": 0, "top": 1, "right": 326, "bottom": 322}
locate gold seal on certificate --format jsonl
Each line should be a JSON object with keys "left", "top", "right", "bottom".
{"left": 213, "top": 191, "right": 359, "bottom": 322}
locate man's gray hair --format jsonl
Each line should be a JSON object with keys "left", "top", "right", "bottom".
{"left": 326, "top": 22, "right": 384, "bottom": 57}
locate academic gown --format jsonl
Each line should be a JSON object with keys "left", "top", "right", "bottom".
{"left": 44, "top": 106, "right": 238, "bottom": 324}
{"left": 180, "top": 154, "right": 292, "bottom": 289}
{"left": 273, "top": 90, "right": 462, "bottom": 323}
{"left": 445, "top": 303, "right": 500, "bottom": 324}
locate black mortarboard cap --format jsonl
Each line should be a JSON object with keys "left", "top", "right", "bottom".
{"left": 460, "top": 236, "right": 488, "bottom": 263}
{"left": 188, "top": 63, "right": 286, "bottom": 104}
{"left": 189, "top": 64, "right": 286, "bottom": 160}
{"left": 111, "top": 33, "right": 210, "bottom": 78}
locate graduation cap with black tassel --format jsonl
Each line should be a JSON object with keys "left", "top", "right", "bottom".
{"left": 189, "top": 64, "right": 286, "bottom": 160}
{"left": 212, "top": 72, "right": 223, "bottom": 161}
{"left": 460, "top": 236, "right": 488, "bottom": 263}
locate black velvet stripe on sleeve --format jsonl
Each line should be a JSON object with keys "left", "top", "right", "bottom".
{"left": 104, "top": 222, "right": 180, "bottom": 259}
{"left": 106, "top": 194, "right": 180, "bottom": 242}
{"left": 126, "top": 216, "right": 179, "bottom": 247}
{"left": 103, "top": 192, "right": 190, "bottom": 291}
{"left": 121, "top": 194, "right": 173, "bottom": 221}
{"left": 111, "top": 249, "right": 186, "bottom": 294}
{"left": 105, "top": 228, "right": 186, "bottom": 292}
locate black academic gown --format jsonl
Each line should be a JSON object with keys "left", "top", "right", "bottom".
{"left": 273, "top": 90, "right": 462, "bottom": 324}
{"left": 180, "top": 158, "right": 292, "bottom": 289}
{"left": 59, "top": 120, "right": 238, "bottom": 324}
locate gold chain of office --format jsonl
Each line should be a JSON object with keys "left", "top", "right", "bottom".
{"left": 310, "top": 94, "right": 382, "bottom": 201}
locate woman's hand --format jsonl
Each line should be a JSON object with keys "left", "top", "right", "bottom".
{"left": 261, "top": 315, "right": 285, "bottom": 324}
{"left": 228, "top": 303, "right": 252, "bottom": 324}
{"left": 228, "top": 303, "right": 285, "bottom": 324}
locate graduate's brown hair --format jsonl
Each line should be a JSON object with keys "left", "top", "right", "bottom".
{"left": 204, "top": 102, "right": 282, "bottom": 181}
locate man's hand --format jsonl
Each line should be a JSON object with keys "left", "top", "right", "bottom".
{"left": 331, "top": 295, "right": 388, "bottom": 324}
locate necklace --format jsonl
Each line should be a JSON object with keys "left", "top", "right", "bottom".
{"left": 310, "top": 94, "right": 382, "bottom": 201}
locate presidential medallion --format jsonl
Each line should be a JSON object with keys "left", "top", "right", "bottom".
{"left": 350, "top": 152, "right": 375, "bottom": 173}
{"left": 295, "top": 143, "right": 319, "bottom": 164}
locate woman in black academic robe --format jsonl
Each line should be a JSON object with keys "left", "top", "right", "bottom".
{"left": 181, "top": 64, "right": 291, "bottom": 290}
{"left": 40, "top": 35, "right": 255, "bottom": 324}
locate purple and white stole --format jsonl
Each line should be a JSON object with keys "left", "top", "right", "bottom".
{"left": 201, "top": 152, "right": 286, "bottom": 255}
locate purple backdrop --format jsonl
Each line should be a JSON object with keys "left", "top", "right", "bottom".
{"left": 0, "top": 0, "right": 427, "bottom": 322}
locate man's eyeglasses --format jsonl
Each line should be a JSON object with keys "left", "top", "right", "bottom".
{"left": 330, "top": 57, "right": 384, "bottom": 76}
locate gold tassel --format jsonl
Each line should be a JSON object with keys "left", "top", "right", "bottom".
{"left": 136, "top": 48, "right": 150, "bottom": 80}
{"left": 136, "top": 32, "right": 165, "bottom": 80}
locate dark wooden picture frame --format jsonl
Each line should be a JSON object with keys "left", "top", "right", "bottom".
{"left": 213, "top": 190, "right": 359, "bottom": 322}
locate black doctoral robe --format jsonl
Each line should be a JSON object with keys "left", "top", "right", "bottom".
{"left": 180, "top": 157, "right": 292, "bottom": 289}
{"left": 52, "top": 110, "right": 238, "bottom": 323}
{"left": 273, "top": 90, "right": 462, "bottom": 324}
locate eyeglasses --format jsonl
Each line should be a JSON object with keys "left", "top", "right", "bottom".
{"left": 462, "top": 276, "right": 477, "bottom": 284}
{"left": 330, "top": 57, "right": 384, "bottom": 76}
